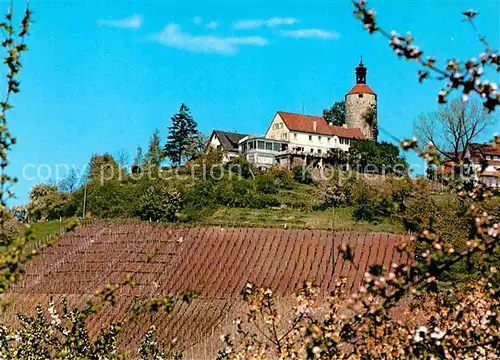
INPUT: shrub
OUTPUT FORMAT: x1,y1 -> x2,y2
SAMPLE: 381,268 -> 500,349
352,194 -> 378,222
226,155 -> 256,179
244,192 -> 280,209
1,219 -> 24,243
292,166 -> 315,185
267,167 -> 294,189
255,175 -> 279,195
134,185 -> 181,222
215,179 -> 253,207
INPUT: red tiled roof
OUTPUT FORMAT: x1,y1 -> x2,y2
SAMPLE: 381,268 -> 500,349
329,125 -> 365,139
347,83 -> 375,95
479,171 -> 500,178
277,111 -> 365,139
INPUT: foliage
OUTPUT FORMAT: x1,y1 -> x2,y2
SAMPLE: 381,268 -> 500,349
255,174 -> 279,195
29,184 -> 57,201
163,104 -> 199,167
58,168 -> 80,193
185,131 -> 208,161
323,100 -> 346,126
132,146 -> 144,173
192,146 -> 224,168
0,298 -> 122,359
317,170 -> 348,209
292,166 -> 315,185
414,99 -> 495,164
348,139 -> 408,174
144,129 -> 163,171
267,167 -> 295,189
1,219 -> 24,242
87,153 -> 123,183
27,184 -> 72,221
0,0 -> 36,297
226,155 -> 255,179
134,184 -> 181,222
326,147 -> 349,166
10,206 -> 28,223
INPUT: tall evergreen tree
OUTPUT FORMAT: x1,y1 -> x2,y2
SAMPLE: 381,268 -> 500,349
144,129 -> 163,170
164,104 -> 198,166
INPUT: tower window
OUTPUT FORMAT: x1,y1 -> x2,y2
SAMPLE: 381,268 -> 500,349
358,94 -> 364,98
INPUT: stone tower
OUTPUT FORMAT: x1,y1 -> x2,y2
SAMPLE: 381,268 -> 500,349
345,58 -> 378,141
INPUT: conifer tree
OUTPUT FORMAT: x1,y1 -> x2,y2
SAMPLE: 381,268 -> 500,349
144,129 -> 163,170
132,146 -> 144,174
164,104 -> 198,167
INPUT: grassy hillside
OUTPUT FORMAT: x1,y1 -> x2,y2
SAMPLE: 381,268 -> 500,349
197,206 -> 403,233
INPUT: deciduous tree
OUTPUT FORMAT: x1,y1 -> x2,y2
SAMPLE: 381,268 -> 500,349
414,98 -> 494,164
323,101 -> 346,126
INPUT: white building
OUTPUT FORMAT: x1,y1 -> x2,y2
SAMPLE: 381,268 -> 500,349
207,60 -> 378,169
207,130 -> 249,163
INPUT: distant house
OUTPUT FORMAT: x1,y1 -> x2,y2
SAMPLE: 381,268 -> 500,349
466,139 -> 500,187
207,130 -> 249,162
437,137 -> 500,187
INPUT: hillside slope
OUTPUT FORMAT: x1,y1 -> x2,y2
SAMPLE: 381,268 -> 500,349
1,221 -> 408,358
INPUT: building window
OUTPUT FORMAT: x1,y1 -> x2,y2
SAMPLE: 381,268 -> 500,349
266,142 -> 273,151
310,148 -> 314,153
318,149 -> 322,154
318,136 -> 322,142
249,141 -> 254,150
346,139 -> 350,145
293,133 -> 297,140
258,140 -> 265,150
358,94 -> 364,98
309,135 -> 312,141
340,138 -> 344,145
273,143 -> 280,152
327,137 -> 331,143
281,133 -> 287,140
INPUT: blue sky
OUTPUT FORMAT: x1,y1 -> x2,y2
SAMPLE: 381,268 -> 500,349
8,0 -> 500,204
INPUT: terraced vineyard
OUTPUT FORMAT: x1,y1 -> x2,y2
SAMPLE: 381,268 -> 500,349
1,221 -> 409,358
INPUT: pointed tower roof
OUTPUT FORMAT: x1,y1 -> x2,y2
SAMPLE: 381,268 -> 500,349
347,57 -> 375,95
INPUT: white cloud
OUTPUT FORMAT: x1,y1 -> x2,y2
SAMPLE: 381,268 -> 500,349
206,21 -> 220,29
193,16 -> 203,25
280,28 -> 340,39
152,24 -> 268,54
98,14 -> 142,29
233,17 -> 298,30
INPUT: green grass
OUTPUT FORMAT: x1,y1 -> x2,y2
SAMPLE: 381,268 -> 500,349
198,206 -> 404,233
25,219 -> 76,248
